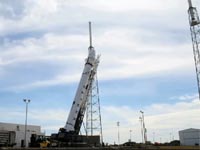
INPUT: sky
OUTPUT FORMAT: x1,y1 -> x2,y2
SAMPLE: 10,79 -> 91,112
0,0 -> 200,145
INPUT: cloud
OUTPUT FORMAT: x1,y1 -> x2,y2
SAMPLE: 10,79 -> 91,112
0,33 -> 88,91
0,0 -> 26,20
74,0 -> 186,13
0,0 -> 197,92
170,93 -> 198,101
2,74 -> 80,92
0,0 -> 195,36
0,27 -> 194,91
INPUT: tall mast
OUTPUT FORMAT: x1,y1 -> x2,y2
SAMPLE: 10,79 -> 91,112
187,0 -> 200,100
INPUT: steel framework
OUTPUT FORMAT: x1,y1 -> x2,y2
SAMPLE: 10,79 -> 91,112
188,0 -> 200,100
86,74 -> 103,144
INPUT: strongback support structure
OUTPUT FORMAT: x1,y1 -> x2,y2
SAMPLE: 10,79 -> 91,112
86,74 -> 103,143
64,22 -> 100,135
188,0 -> 200,100
86,22 -> 103,144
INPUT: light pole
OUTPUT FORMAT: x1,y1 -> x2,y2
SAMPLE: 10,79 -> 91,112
199,130 -> 200,148
140,110 -> 147,144
153,132 -> 155,143
24,99 -> 30,147
139,117 -> 144,143
169,132 -> 172,143
117,121 -> 120,146
129,130 -> 132,142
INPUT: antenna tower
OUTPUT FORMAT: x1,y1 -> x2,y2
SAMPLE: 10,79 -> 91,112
188,0 -> 200,100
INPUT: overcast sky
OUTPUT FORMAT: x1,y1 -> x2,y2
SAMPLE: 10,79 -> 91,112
1,0 -> 200,144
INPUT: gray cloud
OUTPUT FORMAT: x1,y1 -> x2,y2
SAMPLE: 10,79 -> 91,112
0,0 -> 26,20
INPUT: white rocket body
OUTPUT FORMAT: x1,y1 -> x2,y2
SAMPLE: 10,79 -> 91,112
64,47 -> 98,132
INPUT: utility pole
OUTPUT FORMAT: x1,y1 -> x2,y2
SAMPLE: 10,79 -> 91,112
23,99 -> 30,147
117,121 -> 120,146
129,130 -> 132,142
187,0 -> 200,100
